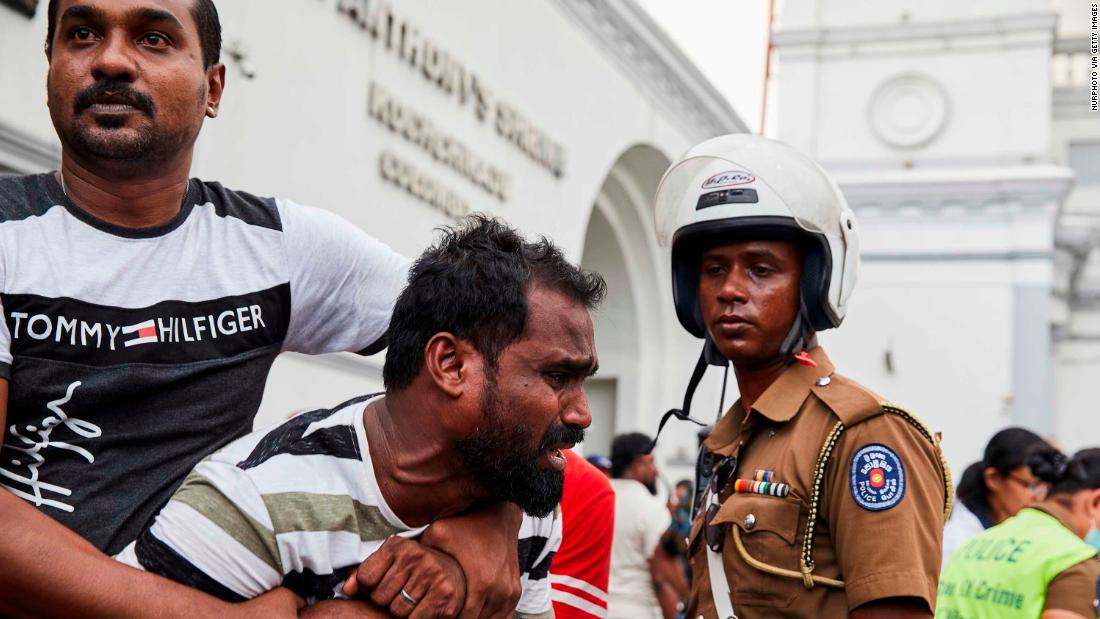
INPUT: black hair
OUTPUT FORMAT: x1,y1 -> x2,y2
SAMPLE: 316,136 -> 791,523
382,214 -> 606,390
956,427 -> 1049,509
954,462 -> 986,508
1027,446 -> 1100,496
611,432 -> 653,479
46,0 -> 222,68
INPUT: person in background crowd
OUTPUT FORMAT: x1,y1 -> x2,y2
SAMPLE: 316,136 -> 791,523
607,432 -> 679,619
0,0 -> 522,616
943,427 -> 1053,569
664,478 -> 693,593
585,454 -> 613,478
667,480 -> 693,541
550,449 -> 615,619
657,500 -> 692,619
669,479 -> 691,514
937,447 -> 1100,619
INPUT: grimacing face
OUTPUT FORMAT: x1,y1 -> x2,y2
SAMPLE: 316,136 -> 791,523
455,286 -> 596,517
46,0 -> 220,167
697,240 -> 803,367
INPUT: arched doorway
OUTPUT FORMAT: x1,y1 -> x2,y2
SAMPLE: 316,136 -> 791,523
578,145 -> 673,458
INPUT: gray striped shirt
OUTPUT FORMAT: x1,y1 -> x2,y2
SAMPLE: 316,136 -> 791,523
116,394 -> 559,615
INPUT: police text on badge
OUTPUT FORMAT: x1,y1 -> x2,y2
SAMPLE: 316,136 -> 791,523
849,443 -> 907,511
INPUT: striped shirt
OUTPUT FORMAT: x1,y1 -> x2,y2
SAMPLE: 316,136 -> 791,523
116,394 -> 560,615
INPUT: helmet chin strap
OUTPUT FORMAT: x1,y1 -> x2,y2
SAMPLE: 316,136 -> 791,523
647,343 -> 715,453
779,301 -> 816,359
649,304 -> 818,452
703,333 -> 729,366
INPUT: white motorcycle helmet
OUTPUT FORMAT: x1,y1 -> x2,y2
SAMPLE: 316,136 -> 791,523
654,134 -> 861,359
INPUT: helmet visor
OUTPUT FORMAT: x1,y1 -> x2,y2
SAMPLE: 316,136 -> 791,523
654,139 -> 847,247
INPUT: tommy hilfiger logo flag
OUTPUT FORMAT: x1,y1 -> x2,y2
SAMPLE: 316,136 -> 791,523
122,320 -> 158,347
6,303 -> 268,351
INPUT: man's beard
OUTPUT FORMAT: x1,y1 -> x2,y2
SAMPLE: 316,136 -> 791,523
456,377 -> 584,518
52,79 -> 196,163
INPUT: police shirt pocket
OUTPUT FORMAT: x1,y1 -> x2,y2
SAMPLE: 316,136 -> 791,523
712,493 -> 801,544
711,493 -> 803,608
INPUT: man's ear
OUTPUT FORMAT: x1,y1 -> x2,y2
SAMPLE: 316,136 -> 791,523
423,333 -> 479,398
205,63 -> 226,118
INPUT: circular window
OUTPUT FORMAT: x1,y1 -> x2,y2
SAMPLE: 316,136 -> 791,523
868,73 -> 950,150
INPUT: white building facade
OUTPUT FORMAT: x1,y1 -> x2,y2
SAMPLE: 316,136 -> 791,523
1052,0 -> 1100,457
770,0 -> 1094,471
0,0 -> 749,479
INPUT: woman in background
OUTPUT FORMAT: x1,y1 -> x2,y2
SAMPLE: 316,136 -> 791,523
943,427 -> 1053,568
936,447 -> 1100,619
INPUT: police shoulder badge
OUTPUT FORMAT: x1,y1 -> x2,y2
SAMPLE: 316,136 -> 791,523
849,443 -> 906,511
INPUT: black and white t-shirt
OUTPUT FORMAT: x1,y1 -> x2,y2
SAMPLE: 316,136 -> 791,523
0,173 -> 409,554
115,394 -> 560,618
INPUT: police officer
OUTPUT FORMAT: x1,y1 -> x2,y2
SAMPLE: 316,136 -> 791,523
652,135 -> 952,618
937,447 -> 1100,619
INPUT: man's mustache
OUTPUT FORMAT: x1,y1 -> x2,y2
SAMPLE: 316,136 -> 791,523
539,423 -> 585,452
73,81 -> 155,115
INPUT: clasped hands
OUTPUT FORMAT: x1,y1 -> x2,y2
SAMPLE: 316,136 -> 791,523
290,502 -> 523,619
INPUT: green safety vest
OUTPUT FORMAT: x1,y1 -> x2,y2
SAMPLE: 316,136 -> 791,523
935,507 -> 1098,619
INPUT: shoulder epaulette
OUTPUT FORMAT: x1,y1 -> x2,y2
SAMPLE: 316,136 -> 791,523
810,373 -> 882,427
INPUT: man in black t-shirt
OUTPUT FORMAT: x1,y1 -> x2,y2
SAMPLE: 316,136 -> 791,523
0,1 -> 522,617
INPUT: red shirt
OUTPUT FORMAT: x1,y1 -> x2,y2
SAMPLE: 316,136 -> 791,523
550,449 -> 615,619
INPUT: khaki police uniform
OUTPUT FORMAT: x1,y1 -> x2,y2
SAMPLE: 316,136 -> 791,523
687,347 -> 951,618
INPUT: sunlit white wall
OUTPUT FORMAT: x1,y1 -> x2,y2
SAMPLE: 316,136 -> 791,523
773,0 -> 1070,474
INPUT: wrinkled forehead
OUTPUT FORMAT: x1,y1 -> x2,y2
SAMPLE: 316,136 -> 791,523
529,286 -> 594,336
512,286 -> 596,363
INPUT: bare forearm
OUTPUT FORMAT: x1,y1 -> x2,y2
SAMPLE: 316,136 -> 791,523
299,599 -> 392,618
654,580 -> 679,619
0,489 -> 294,619
0,378 -> 280,618
421,500 -> 522,619
653,545 -> 689,599
649,552 -> 682,619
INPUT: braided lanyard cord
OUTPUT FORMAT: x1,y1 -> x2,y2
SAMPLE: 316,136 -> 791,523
795,405 -> 954,590
881,404 -> 954,523
799,421 -> 846,588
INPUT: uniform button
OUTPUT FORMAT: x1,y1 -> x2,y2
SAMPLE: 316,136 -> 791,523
743,513 -> 756,530
816,375 -> 832,387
